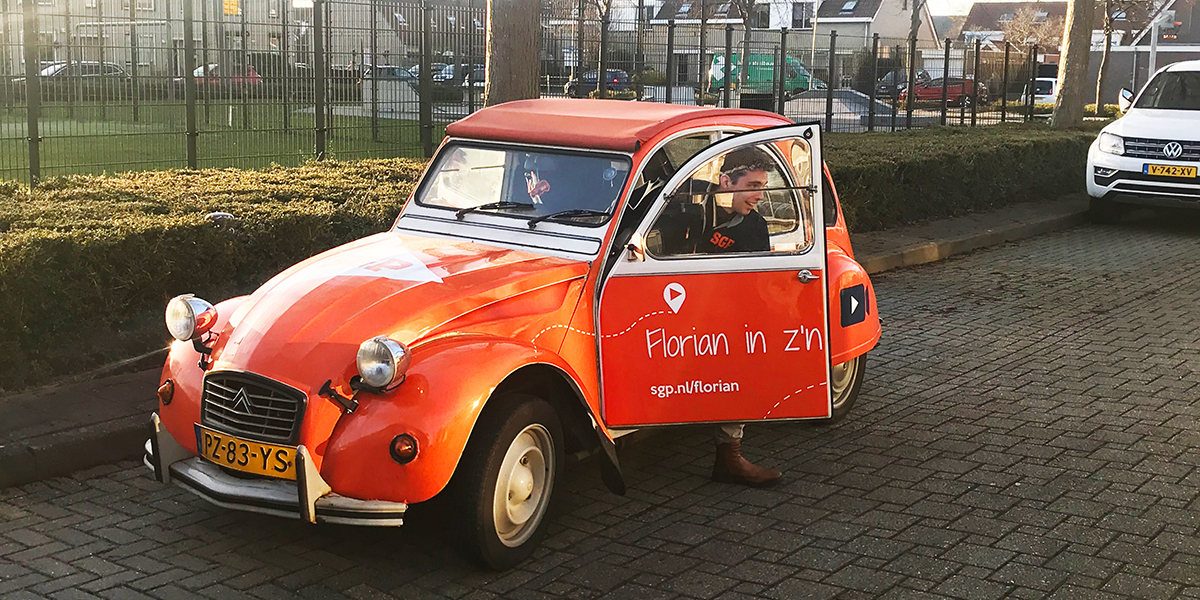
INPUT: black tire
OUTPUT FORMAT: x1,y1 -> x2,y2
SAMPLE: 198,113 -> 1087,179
827,355 -> 866,423
1089,196 -> 1123,224
451,394 -> 563,571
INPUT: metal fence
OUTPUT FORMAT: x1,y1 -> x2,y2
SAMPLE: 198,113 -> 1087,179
0,0 -> 1049,184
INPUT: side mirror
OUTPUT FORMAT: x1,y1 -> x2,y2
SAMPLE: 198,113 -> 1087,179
1118,88 -> 1134,113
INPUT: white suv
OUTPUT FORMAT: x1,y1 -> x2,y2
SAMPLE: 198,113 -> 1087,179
1086,60 -> 1200,222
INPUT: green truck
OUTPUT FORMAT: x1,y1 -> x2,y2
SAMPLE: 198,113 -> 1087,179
706,54 -> 825,95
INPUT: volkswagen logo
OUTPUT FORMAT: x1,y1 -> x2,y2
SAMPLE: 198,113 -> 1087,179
1163,142 -> 1184,160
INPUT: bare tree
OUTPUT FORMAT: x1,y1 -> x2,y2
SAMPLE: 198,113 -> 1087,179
1095,0 -> 1151,109
1001,6 -> 1065,50
1052,0 -> 1096,128
730,0 -> 756,89
484,0 -> 541,105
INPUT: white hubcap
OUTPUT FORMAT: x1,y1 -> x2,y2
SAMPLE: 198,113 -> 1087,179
493,425 -> 554,547
830,357 -> 859,409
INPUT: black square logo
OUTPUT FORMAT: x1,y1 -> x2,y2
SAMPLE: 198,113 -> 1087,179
840,284 -> 867,327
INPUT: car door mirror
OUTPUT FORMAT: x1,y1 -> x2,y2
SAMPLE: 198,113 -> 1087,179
1118,88 -> 1134,113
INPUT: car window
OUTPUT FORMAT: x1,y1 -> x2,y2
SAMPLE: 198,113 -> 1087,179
39,63 -> 66,77
645,140 -> 812,257
416,143 -> 631,226
104,65 -> 123,76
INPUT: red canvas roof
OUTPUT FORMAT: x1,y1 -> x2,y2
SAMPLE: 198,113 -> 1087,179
444,99 -> 788,153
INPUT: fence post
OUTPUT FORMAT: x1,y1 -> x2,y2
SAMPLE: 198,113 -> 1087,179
891,44 -> 899,132
636,0 -> 644,75
698,0 -> 707,103
1026,44 -> 1037,122
419,1 -> 433,158
1001,41 -> 1009,123
22,0 -> 39,184
665,19 -> 675,103
201,0 -> 210,124
940,38 -> 949,125
314,0 -> 327,159
825,31 -> 835,132
574,0 -> 584,80
971,39 -> 980,126
775,28 -> 787,114
130,0 -> 140,122
240,0 -> 249,130
905,35 -> 916,129
65,0 -> 74,119
370,0 -> 378,142
281,0 -> 290,130
98,0 -> 107,120
598,14 -> 610,98
324,0 -> 333,140
867,33 -> 878,132
722,24 -> 732,107
183,0 -> 198,168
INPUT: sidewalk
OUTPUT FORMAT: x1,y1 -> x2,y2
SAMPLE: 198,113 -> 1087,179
0,194 -> 1090,488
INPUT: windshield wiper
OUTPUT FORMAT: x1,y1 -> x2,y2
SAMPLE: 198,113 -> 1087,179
527,209 -> 611,229
455,201 -> 535,220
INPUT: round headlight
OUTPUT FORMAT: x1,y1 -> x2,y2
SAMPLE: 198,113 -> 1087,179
1098,132 -> 1124,155
165,294 -> 217,342
356,336 -> 411,389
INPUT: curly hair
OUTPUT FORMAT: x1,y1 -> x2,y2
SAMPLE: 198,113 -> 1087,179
719,147 -> 775,183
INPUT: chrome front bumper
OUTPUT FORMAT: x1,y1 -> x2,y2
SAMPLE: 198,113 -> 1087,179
145,413 -> 406,527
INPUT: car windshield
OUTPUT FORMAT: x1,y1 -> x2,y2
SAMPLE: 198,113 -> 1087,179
416,144 -> 631,226
1035,80 -> 1054,94
1134,71 -> 1200,110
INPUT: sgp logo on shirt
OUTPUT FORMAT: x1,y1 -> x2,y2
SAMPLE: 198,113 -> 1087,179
709,231 -> 735,249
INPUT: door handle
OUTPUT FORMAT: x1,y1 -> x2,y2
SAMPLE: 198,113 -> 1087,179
797,269 -> 817,283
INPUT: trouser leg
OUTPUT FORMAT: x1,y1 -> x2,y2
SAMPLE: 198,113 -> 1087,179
714,423 -> 744,443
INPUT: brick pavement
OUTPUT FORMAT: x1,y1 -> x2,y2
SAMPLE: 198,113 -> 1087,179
1,213 -> 1199,599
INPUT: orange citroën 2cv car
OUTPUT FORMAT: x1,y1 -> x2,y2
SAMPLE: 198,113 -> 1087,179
146,99 -> 881,569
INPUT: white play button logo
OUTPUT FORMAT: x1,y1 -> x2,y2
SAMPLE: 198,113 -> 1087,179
840,284 -> 867,327
850,296 -> 859,314
663,282 -> 686,313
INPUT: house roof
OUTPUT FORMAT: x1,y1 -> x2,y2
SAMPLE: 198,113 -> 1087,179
815,0 -> 884,21
959,1 -> 1067,33
444,99 -> 787,153
650,0 -> 745,23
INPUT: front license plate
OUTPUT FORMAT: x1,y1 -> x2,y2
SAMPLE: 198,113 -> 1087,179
1144,164 -> 1197,178
194,424 -> 296,480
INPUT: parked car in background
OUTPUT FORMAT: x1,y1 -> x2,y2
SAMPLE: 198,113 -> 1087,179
1086,60 -> 1200,222
408,63 -> 448,80
1023,77 -> 1058,105
875,69 -> 930,98
179,63 -> 262,97
898,77 -> 988,106
12,61 -> 131,101
360,65 -> 414,83
433,63 -> 485,86
705,54 -> 824,96
564,69 -> 632,97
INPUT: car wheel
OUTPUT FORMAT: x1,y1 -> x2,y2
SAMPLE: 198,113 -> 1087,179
1089,196 -> 1123,224
827,355 -> 866,423
452,394 -> 562,571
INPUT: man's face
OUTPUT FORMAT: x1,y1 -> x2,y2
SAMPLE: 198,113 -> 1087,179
719,170 -> 769,215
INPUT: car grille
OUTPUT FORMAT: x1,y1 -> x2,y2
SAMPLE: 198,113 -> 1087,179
1123,137 -> 1200,161
200,372 -> 306,444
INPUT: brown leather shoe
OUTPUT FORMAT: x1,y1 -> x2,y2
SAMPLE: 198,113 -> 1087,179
712,440 -> 782,487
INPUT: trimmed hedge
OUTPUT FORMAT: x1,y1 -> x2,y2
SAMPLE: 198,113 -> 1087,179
0,125 -> 1098,392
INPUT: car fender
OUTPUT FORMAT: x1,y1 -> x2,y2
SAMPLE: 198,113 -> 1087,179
320,333 -> 619,504
157,295 -> 251,455
826,247 -> 881,365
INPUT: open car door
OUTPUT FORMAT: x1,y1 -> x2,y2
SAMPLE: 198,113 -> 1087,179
598,123 -> 830,428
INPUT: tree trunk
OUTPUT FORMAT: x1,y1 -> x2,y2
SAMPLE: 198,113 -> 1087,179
1051,0 -> 1096,128
485,0 -> 541,106
1095,5 -> 1113,112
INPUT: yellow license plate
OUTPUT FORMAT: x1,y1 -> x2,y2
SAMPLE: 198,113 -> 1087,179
1144,164 -> 1197,178
194,424 -> 296,480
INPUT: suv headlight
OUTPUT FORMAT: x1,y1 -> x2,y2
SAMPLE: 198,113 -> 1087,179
1098,132 -> 1124,155
356,336 -> 412,389
165,294 -> 217,341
